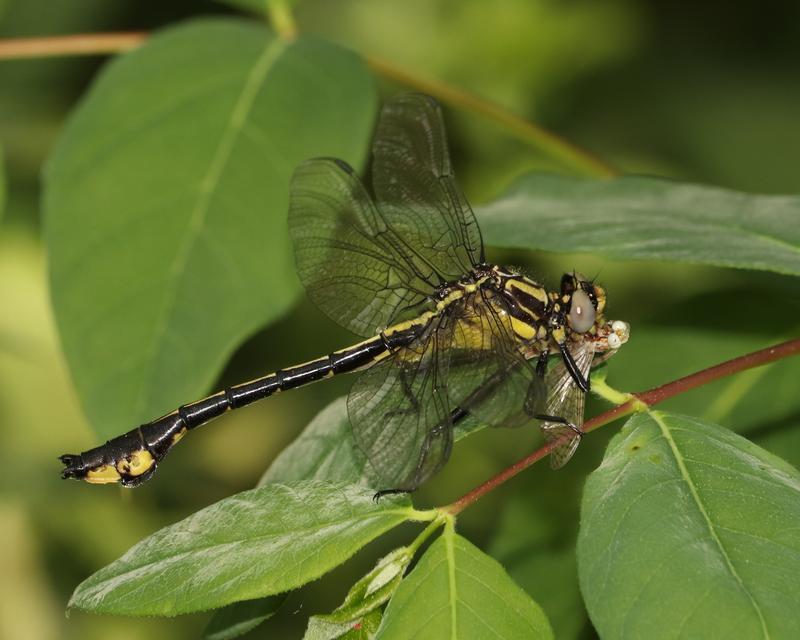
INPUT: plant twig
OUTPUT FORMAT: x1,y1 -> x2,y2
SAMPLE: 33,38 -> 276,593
0,32 -> 145,59
445,337 -> 800,515
366,55 -> 619,179
267,0 -> 297,41
0,31 -> 617,178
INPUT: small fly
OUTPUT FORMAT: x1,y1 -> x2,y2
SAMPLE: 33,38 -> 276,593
60,94 -> 629,495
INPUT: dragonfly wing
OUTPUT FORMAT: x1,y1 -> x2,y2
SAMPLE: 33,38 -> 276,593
289,158 -> 437,336
537,340 -> 596,469
349,290 -> 541,490
290,94 -> 486,336
372,93 -> 484,280
348,315 -> 455,490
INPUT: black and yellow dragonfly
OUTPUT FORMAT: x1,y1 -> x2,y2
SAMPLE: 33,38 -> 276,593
60,94 -> 629,494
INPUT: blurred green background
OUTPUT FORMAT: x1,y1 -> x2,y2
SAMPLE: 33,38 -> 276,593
1,1 -> 798,638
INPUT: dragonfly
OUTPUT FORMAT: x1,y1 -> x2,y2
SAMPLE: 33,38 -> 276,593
60,93 -> 629,495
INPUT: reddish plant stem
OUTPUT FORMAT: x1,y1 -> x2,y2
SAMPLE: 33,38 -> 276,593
445,337 -> 800,515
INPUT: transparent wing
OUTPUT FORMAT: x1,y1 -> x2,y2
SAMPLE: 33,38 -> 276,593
372,93 -> 484,280
348,290 -> 547,490
537,340 -> 596,469
446,289 -> 539,430
289,94 -> 487,337
289,158 -> 437,337
348,315 -> 454,490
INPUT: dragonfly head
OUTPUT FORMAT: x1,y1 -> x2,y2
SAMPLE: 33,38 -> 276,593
557,271 -> 606,335
544,272 -> 609,352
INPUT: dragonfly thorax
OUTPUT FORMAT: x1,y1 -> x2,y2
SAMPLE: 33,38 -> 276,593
486,267 -> 608,349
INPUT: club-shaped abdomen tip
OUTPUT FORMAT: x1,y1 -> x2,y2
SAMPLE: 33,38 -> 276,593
59,450 -> 122,484
59,453 -> 83,480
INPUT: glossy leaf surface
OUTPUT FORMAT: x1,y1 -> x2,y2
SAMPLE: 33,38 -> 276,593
69,482 -> 411,616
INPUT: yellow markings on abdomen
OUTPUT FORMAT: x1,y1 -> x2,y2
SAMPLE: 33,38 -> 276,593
85,464 -> 122,484
117,449 -> 156,477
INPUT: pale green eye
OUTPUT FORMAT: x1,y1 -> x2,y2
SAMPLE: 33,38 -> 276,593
569,289 -> 595,333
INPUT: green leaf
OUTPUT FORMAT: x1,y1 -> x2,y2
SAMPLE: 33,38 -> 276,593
754,424 -> 800,473
377,529 -> 554,639
578,411 -> 800,639
203,594 -> 285,640
44,18 -> 376,439
306,610 -> 382,640
223,401 -> 380,638
305,548 -> 411,639
260,397 -> 371,486
68,481 -> 412,616
489,496 -> 586,640
321,547 -> 412,623
477,174 -> 800,276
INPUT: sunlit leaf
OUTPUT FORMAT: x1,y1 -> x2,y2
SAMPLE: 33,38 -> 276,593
304,547 -> 411,639
377,529 -> 553,639
306,610 -> 382,640
578,411 -> 800,639
69,481 -> 412,616
478,174 -> 800,276
203,594 -> 285,640
44,18 -> 376,439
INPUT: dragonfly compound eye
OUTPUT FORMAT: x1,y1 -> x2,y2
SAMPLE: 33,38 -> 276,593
568,289 -> 596,333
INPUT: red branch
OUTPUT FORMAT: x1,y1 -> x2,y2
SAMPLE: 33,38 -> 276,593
445,337 -> 800,515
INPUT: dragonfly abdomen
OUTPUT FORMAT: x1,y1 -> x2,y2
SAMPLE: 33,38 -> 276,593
59,330 -> 417,487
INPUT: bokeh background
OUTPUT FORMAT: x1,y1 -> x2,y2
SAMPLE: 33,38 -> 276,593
1,1 -> 799,638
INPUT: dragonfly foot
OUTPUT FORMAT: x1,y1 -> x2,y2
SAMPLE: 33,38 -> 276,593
373,487 -> 415,502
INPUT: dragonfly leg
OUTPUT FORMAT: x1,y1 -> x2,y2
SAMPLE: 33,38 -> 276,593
534,413 -> 584,437
372,425 -> 433,502
558,343 -> 590,392
373,405 -> 466,501
384,367 -> 421,418
535,350 -> 549,378
373,487 -> 417,502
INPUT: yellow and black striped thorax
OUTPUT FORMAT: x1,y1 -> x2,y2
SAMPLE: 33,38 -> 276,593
498,274 -> 550,342
490,266 -> 606,345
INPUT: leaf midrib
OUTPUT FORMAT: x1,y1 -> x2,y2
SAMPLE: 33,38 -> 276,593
74,505 -> 411,599
445,527 -> 458,640
133,36 -> 289,420
651,410 -> 771,639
